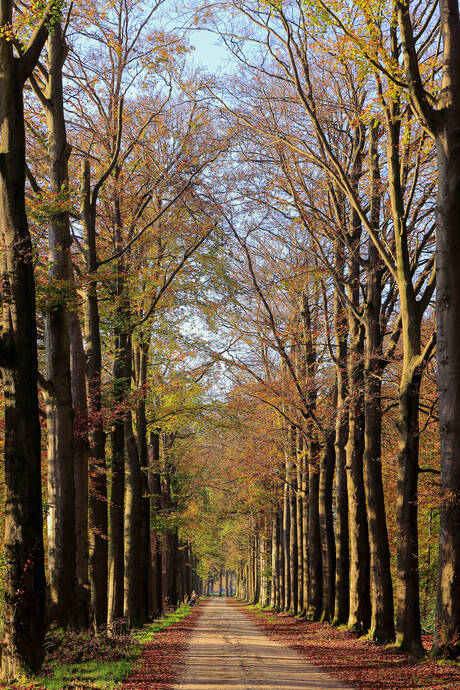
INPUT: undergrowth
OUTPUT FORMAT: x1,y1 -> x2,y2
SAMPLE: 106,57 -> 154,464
2,604 -> 193,690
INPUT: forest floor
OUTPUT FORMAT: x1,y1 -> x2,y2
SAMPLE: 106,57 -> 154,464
4,598 -> 460,689
232,599 -> 460,689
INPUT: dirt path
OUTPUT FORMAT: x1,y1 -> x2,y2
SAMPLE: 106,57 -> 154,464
174,598 -> 353,690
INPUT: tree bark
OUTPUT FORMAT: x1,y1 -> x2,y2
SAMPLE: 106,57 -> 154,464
107,333 -> 127,628
307,441 -> 322,620
108,184 -> 127,629
69,304 -> 90,628
0,2 -> 49,675
81,160 -> 108,628
364,122 -> 394,642
148,431 -> 162,617
346,126 -> 371,633
43,21 -> 76,628
395,0 -> 454,653
133,340 -> 150,618
319,434 -> 336,622
333,239 -> 350,626
124,400 -> 144,623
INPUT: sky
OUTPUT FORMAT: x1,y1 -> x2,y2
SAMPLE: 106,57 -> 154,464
189,29 -> 232,72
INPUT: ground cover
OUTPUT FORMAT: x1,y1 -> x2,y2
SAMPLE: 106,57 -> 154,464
1,603 -> 201,690
232,601 -> 460,689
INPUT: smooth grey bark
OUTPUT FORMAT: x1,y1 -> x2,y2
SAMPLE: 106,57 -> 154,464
133,340 -> 150,618
123,336 -> 144,623
364,122 -> 394,642
148,431 -> 163,616
332,237 -> 350,626
346,125 -> 371,633
107,331 -> 127,628
81,160 -> 108,627
319,434 -> 336,622
69,304 -> 90,628
307,440 -> 322,620
108,188 -> 128,628
41,21 -> 76,628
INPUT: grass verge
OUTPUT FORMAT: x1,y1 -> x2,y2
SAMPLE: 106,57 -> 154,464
2,604 -> 194,690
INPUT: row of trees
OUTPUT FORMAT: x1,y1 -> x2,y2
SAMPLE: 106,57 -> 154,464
2,0 -> 460,681
0,0 -> 227,678
186,0 -> 455,659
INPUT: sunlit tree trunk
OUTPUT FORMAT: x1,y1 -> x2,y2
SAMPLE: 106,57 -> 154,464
319,434 -> 335,622
287,426 -> 298,613
333,253 -> 349,625
108,186 -> 127,629
307,439 -> 322,620
270,511 -> 280,609
133,339 -> 150,618
148,431 -> 163,617
364,122 -> 394,642
301,437 -> 309,617
282,472 -> 291,611
41,21 -> 76,628
385,93 -> 432,654
81,160 -> 108,628
346,125 -> 371,633
124,358 -> 144,622
107,333 -> 127,628
296,434 -> 304,612
391,0 -> 446,653
69,304 -> 90,628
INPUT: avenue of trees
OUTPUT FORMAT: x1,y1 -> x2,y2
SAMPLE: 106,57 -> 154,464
1,0 -> 460,681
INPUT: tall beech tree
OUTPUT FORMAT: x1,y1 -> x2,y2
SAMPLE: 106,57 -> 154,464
394,0 -> 460,655
30,9 -> 77,629
0,0 -> 57,678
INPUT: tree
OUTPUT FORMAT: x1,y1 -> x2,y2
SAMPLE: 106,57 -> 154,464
0,0 -> 56,678
395,0 -> 460,655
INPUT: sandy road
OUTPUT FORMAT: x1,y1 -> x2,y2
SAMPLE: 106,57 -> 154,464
174,598 -> 353,690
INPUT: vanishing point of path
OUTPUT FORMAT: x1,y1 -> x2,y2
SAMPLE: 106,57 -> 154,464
174,598 -> 353,690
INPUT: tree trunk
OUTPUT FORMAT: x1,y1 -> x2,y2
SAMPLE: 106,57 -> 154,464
288,428 -> 298,613
69,305 -> 90,628
148,431 -> 162,616
296,435 -> 304,614
395,0 -> 460,655
108,187 -> 128,629
283,477 -> 291,611
346,126 -> 371,633
307,441 -> 322,620
133,340 -> 150,618
395,370 -> 423,653
81,160 -> 108,628
333,239 -> 350,626
278,503 -> 285,610
301,441 -> 309,617
385,98 -> 427,655
43,21 -> 76,628
124,402 -> 144,623
0,14 -> 47,671
107,334 -> 126,628
434,122 -> 460,654
319,435 -> 335,622
364,123 -> 395,642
